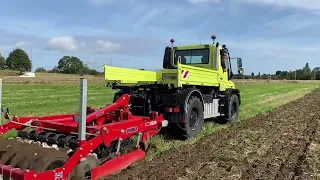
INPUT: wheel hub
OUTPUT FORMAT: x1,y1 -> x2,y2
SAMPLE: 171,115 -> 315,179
231,101 -> 237,118
190,108 -> 198,131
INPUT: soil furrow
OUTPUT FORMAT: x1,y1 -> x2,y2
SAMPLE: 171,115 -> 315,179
274,116 -> 317,179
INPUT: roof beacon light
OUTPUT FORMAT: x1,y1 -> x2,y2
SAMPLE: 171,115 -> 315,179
170,38 -> 175,47
211,35 -> 216,44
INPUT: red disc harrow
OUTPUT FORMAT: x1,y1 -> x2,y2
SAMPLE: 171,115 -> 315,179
0,79 -> 168,180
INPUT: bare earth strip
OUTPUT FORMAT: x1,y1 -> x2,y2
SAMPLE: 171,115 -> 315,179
104,88 -> 320,180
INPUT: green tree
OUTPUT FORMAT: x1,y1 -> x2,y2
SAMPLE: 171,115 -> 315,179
295,69 -> 304,80
35,67 -> 47,73
88,69 -> 101,76
48,66 -> 60,73
0,54 -> 6,69
57,56 -> 84,74
81,64 -> 91,75
302,62 -> 311,80
256,72 -> 261,79
313,67 -> 320,80
6,48 -> 32,71
251,72 -> 254,76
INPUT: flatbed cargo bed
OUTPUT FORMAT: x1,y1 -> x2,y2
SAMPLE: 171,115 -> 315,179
103,63 -> 220,87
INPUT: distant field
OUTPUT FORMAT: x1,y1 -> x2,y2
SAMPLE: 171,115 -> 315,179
0,82 -> 317,116
0,70 -> 319,85
0,72 -> 103,84
233,79 -> 320,84
1,82 -> 112,116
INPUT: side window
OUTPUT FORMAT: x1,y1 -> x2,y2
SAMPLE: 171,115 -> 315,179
174,49 -> 209,65
224,58 -> 230,69
220,49 -> 229,69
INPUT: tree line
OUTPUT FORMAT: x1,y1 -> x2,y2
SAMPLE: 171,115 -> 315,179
0,48 -> 32,73
0,48 -> 319,79
37,56 -> 102,76
0,48 -> 102,76
233,63 -> 320,80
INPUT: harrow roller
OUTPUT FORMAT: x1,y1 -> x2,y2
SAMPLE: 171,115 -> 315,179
0,79 -> 168,180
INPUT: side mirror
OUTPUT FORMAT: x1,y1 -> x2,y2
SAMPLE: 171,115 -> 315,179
238,67 -> 244,74
237,58 -> 244,74
237,58 -> 242,68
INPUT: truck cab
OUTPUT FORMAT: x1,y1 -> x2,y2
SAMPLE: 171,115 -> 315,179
162,36 -> 243,91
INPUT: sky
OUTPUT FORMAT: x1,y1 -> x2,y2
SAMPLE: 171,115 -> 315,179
0,0 -> 320,74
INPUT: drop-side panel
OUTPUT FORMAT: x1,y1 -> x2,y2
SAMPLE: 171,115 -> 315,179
178,63 -> 220,87
103,65 -> 160,85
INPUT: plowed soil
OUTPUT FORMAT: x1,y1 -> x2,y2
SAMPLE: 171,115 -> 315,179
105,88 -> 320,180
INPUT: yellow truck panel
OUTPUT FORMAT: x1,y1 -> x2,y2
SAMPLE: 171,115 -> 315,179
177,63 -> 220,87
104,63 -> 220,88
103,65 -> 160,85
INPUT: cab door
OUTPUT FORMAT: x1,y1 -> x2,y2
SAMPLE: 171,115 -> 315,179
218,49 -> 231,91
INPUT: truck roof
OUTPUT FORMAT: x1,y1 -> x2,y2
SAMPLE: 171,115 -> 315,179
174,44 -> 219,50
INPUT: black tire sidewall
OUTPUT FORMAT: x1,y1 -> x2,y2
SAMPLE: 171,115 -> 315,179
184,96 -> 204,138
113,89 -> 126,102
228,94 -> 240,124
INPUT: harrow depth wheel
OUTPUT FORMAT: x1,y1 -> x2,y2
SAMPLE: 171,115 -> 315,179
71,154 -> 100,180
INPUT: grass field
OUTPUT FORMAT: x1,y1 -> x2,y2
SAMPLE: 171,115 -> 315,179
1,82 -> 319,160
0,69 -> 319,85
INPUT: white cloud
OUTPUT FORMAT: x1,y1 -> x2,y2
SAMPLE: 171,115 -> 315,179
15,41 -> 27,48
95,40 -> 121,53
187,0 -> 222,3
90,0 -> 114,6
226,38 -> 319,52
80,42 -> 86,46
241,0 -> 320,11
225,37 -> 320,65
44,37 -> 121,54
262,14 -> 320,33
45,36 -> 78,53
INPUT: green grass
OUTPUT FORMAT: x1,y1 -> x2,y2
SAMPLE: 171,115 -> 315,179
0,82 -> 319,159
1,82 -> 114,116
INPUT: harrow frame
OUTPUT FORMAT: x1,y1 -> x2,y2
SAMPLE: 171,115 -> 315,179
0,78 -> 168,180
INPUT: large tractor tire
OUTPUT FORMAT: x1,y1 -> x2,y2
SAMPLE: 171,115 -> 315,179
113,89 -> 126,102
172,96 -> 204,140
215,93 -> 240,125
227,93 -> 240,125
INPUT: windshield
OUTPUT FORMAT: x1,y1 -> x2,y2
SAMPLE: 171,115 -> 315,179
174,49 -> 209,65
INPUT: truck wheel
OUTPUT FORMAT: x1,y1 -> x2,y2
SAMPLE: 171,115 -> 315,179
113,89 -> 126,102
173,96 -> 204,140
227,94 -> 240,124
